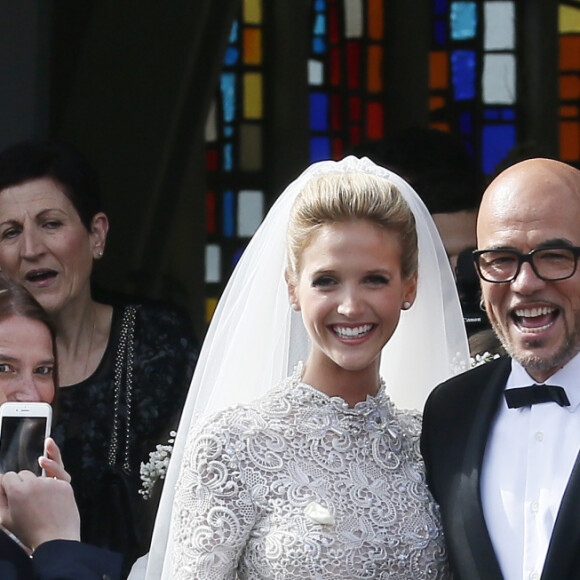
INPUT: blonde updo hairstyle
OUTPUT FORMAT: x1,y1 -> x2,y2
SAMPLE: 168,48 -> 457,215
286,171 -> 418,283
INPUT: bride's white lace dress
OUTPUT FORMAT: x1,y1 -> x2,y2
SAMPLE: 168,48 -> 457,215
171,367 -> 450,579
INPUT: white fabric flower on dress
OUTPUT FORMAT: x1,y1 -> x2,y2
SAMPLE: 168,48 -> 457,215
304,501 -> 335,525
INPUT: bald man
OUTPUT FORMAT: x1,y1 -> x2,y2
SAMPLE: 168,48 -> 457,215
421,158 -> 580,580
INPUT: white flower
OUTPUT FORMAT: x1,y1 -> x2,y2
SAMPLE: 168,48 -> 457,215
304,501 -> 335,525
139,431 -> 176,500
470,351 -> 500,368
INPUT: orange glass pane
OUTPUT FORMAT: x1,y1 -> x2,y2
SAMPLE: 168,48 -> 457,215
367,0 -> 384,40
366,102 -> 383,139
560,75 -> 580,99
429,96 -> 446,110
560,121 -> 580,161
243,0 -> 262,24
430,121 -> 451,132
244,28 -> 262,65
429,51 -> 448,89
560,105 -> 579,118
559,36 -> 580,71
367,45 -> 382,93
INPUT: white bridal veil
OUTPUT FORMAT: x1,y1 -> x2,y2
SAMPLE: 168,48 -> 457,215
139,156 -> 469,579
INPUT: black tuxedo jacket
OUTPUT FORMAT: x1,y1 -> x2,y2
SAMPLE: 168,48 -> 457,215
421,356 -> 580,580
0,530 -> 122,580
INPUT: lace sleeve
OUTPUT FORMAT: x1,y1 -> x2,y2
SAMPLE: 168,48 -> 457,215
170,409 -> 257,579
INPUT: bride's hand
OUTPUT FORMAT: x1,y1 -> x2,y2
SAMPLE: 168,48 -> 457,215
38,438 -> 72,482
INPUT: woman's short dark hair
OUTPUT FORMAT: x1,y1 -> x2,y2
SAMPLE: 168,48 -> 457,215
0,140 -> 103,230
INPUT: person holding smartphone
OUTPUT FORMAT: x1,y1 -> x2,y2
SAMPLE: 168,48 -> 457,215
0,273 -> 122,578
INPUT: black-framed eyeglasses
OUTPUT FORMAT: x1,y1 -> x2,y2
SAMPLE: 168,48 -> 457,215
472,246 -> 580,283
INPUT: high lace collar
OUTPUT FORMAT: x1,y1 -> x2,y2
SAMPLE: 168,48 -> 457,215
287,362 -> 391,419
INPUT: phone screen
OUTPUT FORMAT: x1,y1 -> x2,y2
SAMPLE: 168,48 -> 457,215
0,416 -> 47,476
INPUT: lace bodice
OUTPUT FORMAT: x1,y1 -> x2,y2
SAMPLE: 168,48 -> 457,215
172,368 -> 449,579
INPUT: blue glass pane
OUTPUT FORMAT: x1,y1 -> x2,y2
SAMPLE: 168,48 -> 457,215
229,20 -> 238,43
224,125 -> 234,138
450,2 -> 477,40
233,248 -> 244,266
435,20 -> 447,45
484,108 -> 500,121
314,0 -> 325,11
223,191 -> 235,237
220,73 -> 236,123
459,111 -> 473,135
224,47 -> 239,66
434,0 -> 448,16
224,143 -> 233,172
314,13 -> 326,35
502,108 -> 516,121
482,125 -> 516,174
451,50 -> 476,101
310,137 -> 331,163
313,37 -> 326,54
310,93 -> 329,131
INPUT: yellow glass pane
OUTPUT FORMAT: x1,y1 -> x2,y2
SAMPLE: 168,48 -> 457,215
205,297 -> 218,324
244,28 -> 262,64
430,96 -> 446,110
244,73 -> 263,119
429,51 -> 448,89
560,75 -> 580,99
244,0 -> 262,24
559,6 -> 580,33
368,0 -> 384,40
367,45 -> 382,93
560,105 -> 579,118
560,121 -> 580,161
560,36 -> 580,71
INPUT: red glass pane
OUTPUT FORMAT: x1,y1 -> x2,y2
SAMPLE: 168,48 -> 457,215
368,0 -> 384,40
330,47 -> 341,86
350,125 -> 361,145
206,149 -> 218,171
329,3 -> 340,44
560,105 -> 579,118
349,97 -> 361,122
332,138 -> 344,160
560,75 -> 580,100
347,41 -> 361,89
560,36 -> 580,71
560,121 -> 580,161
429,51 -> 448,89
366,102 -> 383,139
367,45 -> 382,93
331,94 -> 342,130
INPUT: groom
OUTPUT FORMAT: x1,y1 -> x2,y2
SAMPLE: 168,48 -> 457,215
422,158 -> 580,580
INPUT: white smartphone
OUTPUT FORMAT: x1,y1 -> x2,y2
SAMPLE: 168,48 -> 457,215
0,402 -> 52,476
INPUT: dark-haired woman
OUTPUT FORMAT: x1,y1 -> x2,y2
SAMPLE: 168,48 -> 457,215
0,140 -> 199,576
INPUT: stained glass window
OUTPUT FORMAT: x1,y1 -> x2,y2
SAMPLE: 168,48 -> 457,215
429,0 -> 517,176
559,1 -> 580,164
308,0 -> 387,162
204,0 -> 266,322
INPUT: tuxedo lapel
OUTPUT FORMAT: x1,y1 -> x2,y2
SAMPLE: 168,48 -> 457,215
541,445 -> 580,578
451,357 -> 510,580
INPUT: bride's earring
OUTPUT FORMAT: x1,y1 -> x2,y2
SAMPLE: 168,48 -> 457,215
291,303 -> 299,312
402,301 -> 412,310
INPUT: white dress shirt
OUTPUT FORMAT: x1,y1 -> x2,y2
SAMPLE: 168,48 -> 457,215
481,352 -> 580,580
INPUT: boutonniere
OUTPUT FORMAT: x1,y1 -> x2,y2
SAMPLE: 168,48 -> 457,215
470,351 -> 500,368
304,501 -> 335,525
139,431 -> 176,500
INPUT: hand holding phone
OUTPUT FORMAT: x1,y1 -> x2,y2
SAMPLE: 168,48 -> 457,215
0,402 -> 52,476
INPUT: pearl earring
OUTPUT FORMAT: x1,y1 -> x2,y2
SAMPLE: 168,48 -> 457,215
96,251 -> 104,258
402,301 -> 411,310
291,303 -> 299,311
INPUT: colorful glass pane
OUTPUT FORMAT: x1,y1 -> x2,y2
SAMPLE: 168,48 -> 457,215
451,50 -> 476,100
450,2 -> 477,40
482,124 -> 516,174
237,190 -> 264,237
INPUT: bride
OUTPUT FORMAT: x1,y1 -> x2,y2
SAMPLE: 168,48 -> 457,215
133,156 -> 469,578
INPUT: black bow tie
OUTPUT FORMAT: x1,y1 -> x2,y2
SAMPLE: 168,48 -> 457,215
504,384 -> 570,409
